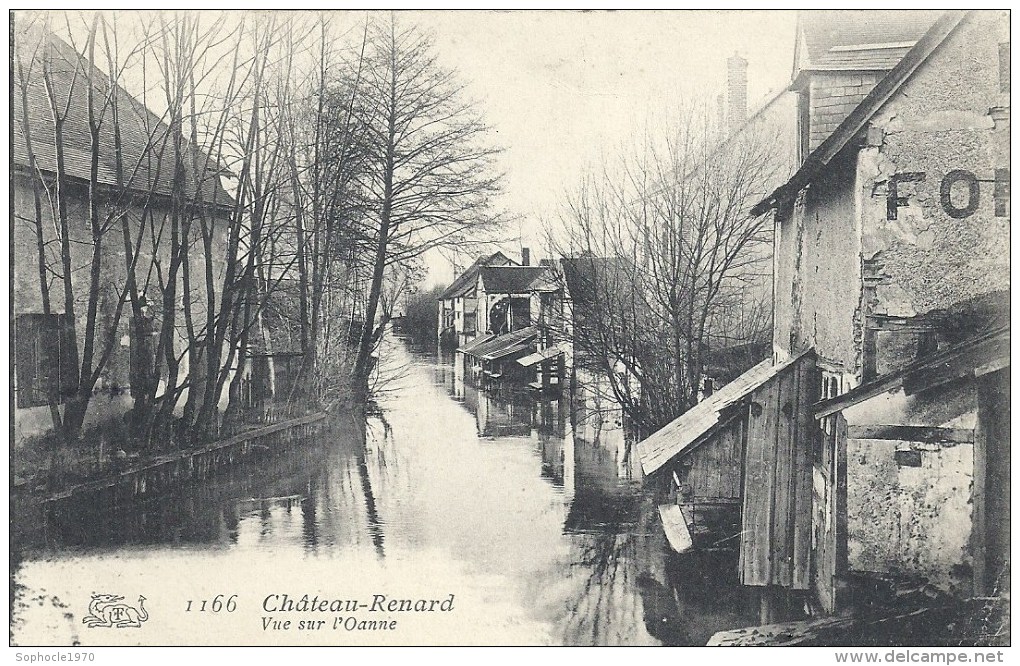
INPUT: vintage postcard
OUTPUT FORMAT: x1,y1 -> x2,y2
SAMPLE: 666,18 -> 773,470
9,8 -> 1010,649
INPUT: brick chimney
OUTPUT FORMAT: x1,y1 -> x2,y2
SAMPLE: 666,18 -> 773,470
521,247 -> 530,266
727,53 -> 748,135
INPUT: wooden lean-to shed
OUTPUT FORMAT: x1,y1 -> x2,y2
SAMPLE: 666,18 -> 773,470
738,351 -> 819,619
638,352 -> 815,558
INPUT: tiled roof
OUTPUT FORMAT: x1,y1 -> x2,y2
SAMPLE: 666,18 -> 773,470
637,351 -> 812,476
437,251 -> 515,300
479,266 -> 546,294
459,326 -> 538,359
799,10 -> 945,71
12,25 -> 232,207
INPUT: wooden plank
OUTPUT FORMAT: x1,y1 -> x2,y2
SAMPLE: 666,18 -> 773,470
792,358 -> 817,590
733,421 -> 745,498
834,414 -> 849,609
846,424 -> 975,444
684,498 -> 742,506
865,316 -> 938,332
813,412 -> 840,611
707,616 -> 854,646
687,419 -> 744,501
739,396 -> 764,581
771,371 -> 795,587
741,379 -> 780,586
658,504 -> 694,554
973,404 -> 987,595
974,357 -> 1010,377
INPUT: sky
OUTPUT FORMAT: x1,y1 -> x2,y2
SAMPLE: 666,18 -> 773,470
22,9 -> 800,289
403,10 -> 799,285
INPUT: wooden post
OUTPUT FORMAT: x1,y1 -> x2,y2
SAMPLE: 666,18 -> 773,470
760,587 -> 777,624
973,394 -> 987,596
834,414 -> 849,609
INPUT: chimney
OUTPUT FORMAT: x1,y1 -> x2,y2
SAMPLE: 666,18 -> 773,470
521,247 -> 530,266
727,52 -> 747,135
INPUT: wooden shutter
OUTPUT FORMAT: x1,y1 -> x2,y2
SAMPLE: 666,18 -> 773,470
15,314 -> 42,408
15,313 -> 79,407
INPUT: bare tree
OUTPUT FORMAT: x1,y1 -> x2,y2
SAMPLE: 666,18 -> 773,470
14,10 -> 503,477
347,13 -> 504,393
552,106 -> 786,434
15,12 -> 182,454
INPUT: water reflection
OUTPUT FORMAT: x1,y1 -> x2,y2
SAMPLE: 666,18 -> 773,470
12,337 -> 753,646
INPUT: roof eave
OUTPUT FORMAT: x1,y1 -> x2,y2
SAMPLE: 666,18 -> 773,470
752,10 -> 969,217
814,326 -> 1009,419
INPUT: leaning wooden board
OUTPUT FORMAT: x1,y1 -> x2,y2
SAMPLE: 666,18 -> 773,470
658,503 -> 694,554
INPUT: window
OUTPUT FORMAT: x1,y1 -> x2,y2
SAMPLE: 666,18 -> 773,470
797,86 -> 811,163
15,313 -> 78,408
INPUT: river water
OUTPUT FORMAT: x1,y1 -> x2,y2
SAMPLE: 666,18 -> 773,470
11,336 -> 753,646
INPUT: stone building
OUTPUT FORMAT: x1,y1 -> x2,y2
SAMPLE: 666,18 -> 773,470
752,9 -> 1010,612
641,9 -> 1009,626
13,26 -> 234,444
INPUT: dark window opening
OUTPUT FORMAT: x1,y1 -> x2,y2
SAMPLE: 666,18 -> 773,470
15,313 -> 78,409
797,86 -> 812,163
894,449 -> 922,468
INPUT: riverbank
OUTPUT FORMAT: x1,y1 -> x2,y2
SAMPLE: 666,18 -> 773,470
13,412 -> 330,508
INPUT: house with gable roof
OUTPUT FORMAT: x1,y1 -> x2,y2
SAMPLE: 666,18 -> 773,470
755,9 -> 1010,612
437,250 -> 517,348
641,10 -> 1010,625
12,24 -> 236,444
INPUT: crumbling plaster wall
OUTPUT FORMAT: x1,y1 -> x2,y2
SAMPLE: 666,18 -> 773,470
847,436 -> 974,593
839,12 -> 1008,597
771,11 -> 1007,602
773,150 -> 863,375
843,380 -> 979,595
858,11 -> 1010,320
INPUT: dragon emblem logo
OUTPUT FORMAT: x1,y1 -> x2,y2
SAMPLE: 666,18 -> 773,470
82,593 -> 149,628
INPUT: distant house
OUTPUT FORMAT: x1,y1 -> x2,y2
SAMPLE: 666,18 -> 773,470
12,26 -> 235,444
455,263 -> 544,384
525,254 -> 643,394
555,254 -> 629,370
474,265 -> 547,336
640,9 -> 1010,622
437,251 -> 516,348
